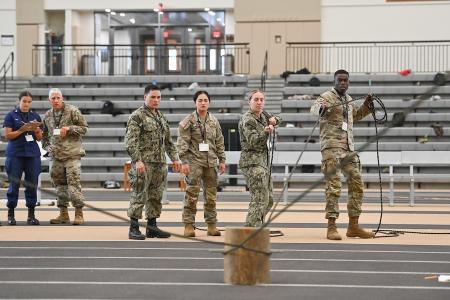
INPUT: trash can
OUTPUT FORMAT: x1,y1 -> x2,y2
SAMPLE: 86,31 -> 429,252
81,54 -> 95,75
223,54 -> 234,75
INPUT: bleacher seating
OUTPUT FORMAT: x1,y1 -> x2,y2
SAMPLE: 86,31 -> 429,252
1,73 -> 449,190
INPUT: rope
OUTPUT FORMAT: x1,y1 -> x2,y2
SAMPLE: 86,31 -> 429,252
2,71 -> 449,255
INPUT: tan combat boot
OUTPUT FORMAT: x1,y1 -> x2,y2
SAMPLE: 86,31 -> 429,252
50,207 -> 70,224
346,216 -> 375,239
72,207 -> 84,225
207,223 -> 221,236
184,224 -> 195,237
327,218 -> 342,240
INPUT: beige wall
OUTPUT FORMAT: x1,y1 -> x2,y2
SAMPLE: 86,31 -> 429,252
16,0 -> 44,24
0,0 -> 16,75
16,0 -> 44,76
235,0 -> 321,75
72,11 -> 94,44
16,25 -> 39,77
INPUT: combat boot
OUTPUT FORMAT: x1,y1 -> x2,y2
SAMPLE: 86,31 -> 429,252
346,216 -> 375,239
146,218 -> 171,238
7,208 -> 16,225
26,207 -> 40,225
128,218 -> 145,240
184,223 -> 195,237
72,207 -> 84,225
207,223 -> 221,236
50,207 -> 70,224
326,218 -> 342,240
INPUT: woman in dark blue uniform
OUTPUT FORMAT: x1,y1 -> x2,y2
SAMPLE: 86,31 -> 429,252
2,91 -> 42,225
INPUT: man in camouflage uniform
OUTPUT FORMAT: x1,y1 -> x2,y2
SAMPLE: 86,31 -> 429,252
42,88 -> 88,225
311,69 -> 375,240
177,91 -> 226,237
125,85 -> 181,240
239,90 -> 281,227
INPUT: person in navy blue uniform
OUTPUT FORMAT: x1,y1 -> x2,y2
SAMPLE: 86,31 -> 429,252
2,91 -> 42,225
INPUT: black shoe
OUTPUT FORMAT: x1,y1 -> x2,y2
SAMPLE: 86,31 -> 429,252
146,218 -> 171,238
128,218 -> 145,240
7,208 -> 16,226
27,207 -> 40,225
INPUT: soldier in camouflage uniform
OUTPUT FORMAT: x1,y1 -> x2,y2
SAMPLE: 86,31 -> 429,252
177,91 -> 226,237
125,85 -> 181,240
239,90 -> 281,227
42,88 -> 88,225
310,69 -> 375,240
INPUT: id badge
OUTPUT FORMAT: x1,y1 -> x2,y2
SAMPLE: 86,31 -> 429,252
342,122 -> 348,132
25,134 -> 34,142
199,143 -> 209,152
53,128 -> 61,136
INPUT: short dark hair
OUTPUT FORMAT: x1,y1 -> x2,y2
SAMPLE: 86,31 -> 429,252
193,90 -> 210,103
18,90 -> 33,100
334,69 -> 349,78
144,84 -> 160,95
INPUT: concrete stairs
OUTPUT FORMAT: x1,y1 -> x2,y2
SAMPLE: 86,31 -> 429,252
0,77 -> 31,120
246,75 -> 283,114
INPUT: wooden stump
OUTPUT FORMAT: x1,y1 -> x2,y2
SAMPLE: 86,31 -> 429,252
224,227 -> 271,285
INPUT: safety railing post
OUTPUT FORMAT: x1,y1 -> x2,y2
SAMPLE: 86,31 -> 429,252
283,165 -> 288,205
409,165 -> 415,206
389,165 -> 394,206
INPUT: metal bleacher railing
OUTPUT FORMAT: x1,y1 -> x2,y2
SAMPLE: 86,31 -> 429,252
286,40 -> 450,73
0,51 -> 14,92
32,43 -> 250,76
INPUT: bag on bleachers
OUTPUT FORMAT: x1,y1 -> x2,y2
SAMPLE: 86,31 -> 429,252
309,77 -> 320,87
280,71 -> 295,79
301,164 -> 315,173
431,122 -> 444,137
101,100 -> 122,117
391,112 -> 405,127
295,68 -> 310,74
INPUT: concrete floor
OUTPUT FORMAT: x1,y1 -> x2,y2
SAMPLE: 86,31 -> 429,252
0,190 -> 449,299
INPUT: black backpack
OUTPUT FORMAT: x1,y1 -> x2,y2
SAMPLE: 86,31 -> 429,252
101,100 -> 122,117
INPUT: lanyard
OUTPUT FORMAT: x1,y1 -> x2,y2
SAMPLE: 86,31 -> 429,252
17,110 -> 31,133
196,112 -> 209,142
333,90 -> 349,123
255,113 -> 267,127
339,95 -> 349,122
52,107 -> 65,128
18,111 -> 29,124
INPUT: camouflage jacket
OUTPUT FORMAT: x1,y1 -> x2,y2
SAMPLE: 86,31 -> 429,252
177,111 -> 225,168
310,88 -> 370,153
239,110 -> 281,169
125,106 -> 178,163
42,104 -> 88,161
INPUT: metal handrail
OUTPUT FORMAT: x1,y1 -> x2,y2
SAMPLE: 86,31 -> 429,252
33,43 -> 250,47
260,51 -> 268,91
0,52 -> 14,92
32,43 -> 250,76
287,39 -> 450,45
286,40 -> 450,73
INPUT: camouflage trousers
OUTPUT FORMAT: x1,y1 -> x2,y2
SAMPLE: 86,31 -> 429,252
321,148 -> 363,219
182,164 -> 218,225
50,158 -> 85,208
242,165 -> 273,227
127,162 -> 167,220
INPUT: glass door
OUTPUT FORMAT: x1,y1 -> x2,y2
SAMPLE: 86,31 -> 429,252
161,26 -> 207,74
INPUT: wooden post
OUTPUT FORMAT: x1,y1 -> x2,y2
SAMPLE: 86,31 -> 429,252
224,227 -> 271,285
